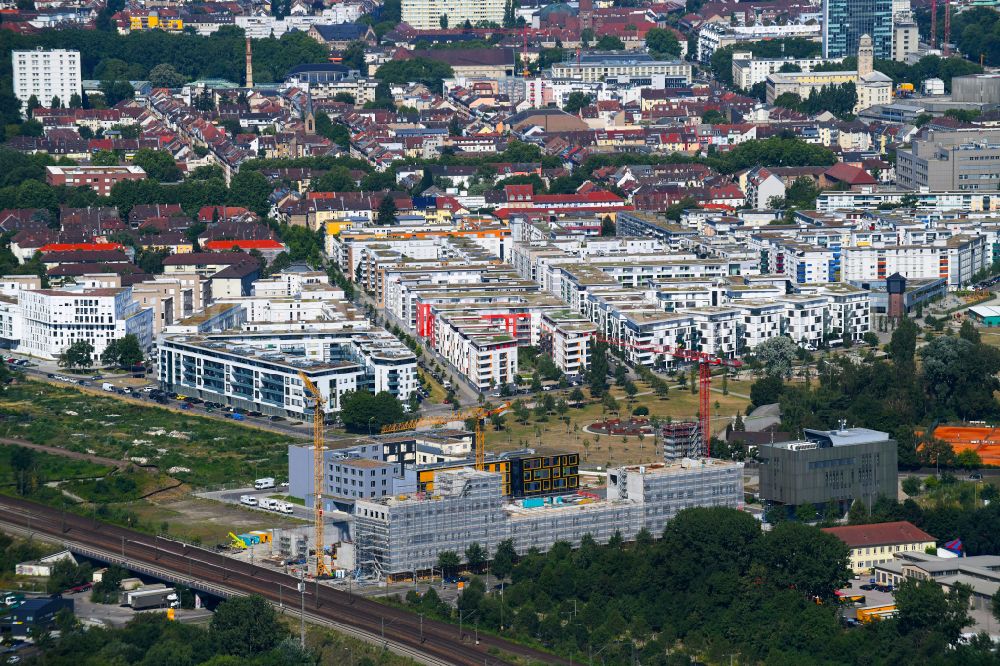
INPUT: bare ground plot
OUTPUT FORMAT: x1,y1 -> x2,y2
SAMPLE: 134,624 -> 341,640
129,496 -> 306,545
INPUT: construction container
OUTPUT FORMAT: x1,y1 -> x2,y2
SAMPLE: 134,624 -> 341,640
237,533 -> 261,546
249,530 -> 272,544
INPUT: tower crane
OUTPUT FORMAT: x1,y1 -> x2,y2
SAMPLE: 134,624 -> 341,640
592,336 -> 742,457
380,402 -> 511,471
298,371 -> 331,578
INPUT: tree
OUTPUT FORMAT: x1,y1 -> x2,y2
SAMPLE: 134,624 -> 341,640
588,341 -> 609,397
438,550 -> 461,577
492,538 -> 516,580
959,319 -> 981,344
563,91 -> 592,114
581,28 -> 595,46
342,41 -> 367,75
58,340 -> 94,371
50,95 -> 61,109
465,542 -> 486,573
377,195 -> 398,226
756,522 -> 849,599
795,503 -> 818,523
339,390 -> 406,433
920,336 -> 1000,421
210,595 -> 287,656
701,109 -> 725,124
68,93 -> 83,109
888,317 -> 918,370
374,58 -> 455,91
596,35 -> 625,50
228,170 -> 271,216
602,393 -> 619,415
11,446 -> 36,495
439,13 -> 448,28
101,334 -> 144,368
148,63 -> 186,88
894,577 -> 970,644
100,80 -> 135,106
311,166 -> 357,192
26,95 -> 40,116
901,476 -> 922,496
569,387 -> 586,406
752,336 -> 798,379
132,149 -> 182,182
645,27 -> 681,57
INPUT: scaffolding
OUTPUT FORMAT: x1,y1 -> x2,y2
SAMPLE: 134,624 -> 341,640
660,421 -> 702,461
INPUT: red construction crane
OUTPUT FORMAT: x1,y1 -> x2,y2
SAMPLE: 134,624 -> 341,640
593,336 -> 742,457
931,0 -> 937,49
943,0 -> 951,56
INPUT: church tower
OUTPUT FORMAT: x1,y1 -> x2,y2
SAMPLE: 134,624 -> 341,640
858,34 -> 874,77
245,38 -> 254,88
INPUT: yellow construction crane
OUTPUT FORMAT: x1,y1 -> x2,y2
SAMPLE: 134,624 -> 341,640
298,371 -> 330,578
380,402 -> 510,471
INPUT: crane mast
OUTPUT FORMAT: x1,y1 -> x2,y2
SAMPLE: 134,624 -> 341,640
298,371 -> 330,578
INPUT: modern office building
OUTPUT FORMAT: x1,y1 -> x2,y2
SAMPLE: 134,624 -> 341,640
822,0 -> 893,59
896,127 -> 1000,192
12,49 -> 82,115
401,0 -> 503,30
158,330 -> 418,418
758,425 -> 898,517
354,458 -> 743,579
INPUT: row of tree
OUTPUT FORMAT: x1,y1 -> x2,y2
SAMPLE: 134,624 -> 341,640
406,506 -> 998,664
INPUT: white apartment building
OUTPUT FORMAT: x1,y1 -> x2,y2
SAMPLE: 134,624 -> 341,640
821,286 -> 872,341
12,49 -> 81,114
401,0 -> 503,30
840,235 -> 987,288
697,23 -> 821,63
734,300 -> 784,353
689,307 -> 740,359
433,314 -> 518,391
778,294 -> 828,349
539,310 -> 596,377
158,330 -> 418,418
731,52 -> 844,89
18,287 -> 153,361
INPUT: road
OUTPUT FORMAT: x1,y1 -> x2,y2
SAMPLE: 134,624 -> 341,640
0,494 -> 569,666
351,288 -> 483,407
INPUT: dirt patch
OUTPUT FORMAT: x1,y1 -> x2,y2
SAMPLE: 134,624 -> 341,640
132,497 -> 307,545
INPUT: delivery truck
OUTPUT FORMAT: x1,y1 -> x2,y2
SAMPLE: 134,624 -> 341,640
120,585 -> 179,610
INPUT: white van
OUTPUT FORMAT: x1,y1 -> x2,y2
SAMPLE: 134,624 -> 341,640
239,495 -> 258,506
279,503 -> 294,514
102,383 -> 114,391
254,477 -> 276,490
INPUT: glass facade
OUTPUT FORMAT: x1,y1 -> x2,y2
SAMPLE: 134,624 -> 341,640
822,0 -> 893,59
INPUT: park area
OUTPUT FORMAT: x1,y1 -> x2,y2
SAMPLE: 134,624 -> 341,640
487,373 -> 753,468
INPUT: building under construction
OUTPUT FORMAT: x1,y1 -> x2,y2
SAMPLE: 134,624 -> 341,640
354,458 -> 744,580
660,421 -> 702,460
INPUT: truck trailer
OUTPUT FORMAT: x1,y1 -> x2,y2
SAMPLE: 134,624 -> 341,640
120,585 -> 179,610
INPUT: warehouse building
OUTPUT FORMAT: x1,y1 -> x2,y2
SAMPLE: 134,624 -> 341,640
354,458 -> 743,579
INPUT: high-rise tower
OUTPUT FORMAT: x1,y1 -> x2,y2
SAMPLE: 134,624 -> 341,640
245,38 -> 254,88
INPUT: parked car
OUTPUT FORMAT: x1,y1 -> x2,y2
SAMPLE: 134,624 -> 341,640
859,583 -> 877,591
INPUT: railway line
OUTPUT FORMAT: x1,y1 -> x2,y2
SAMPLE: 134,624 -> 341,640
0,495 -> 567,666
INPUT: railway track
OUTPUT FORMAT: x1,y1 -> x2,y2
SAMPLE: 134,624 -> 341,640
0,495 -> 566,666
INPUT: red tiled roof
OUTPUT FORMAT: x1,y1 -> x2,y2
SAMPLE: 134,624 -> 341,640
39,242 -> 125,253
824,162 -> 877,185
821,521 -> 935,548
203,239 -> 284,251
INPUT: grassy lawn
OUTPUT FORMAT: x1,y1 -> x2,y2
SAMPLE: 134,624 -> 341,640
418,369 -> 448,405
0,380 -> 298,488
489,378 -> 751,468
0,445 -> 110,486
